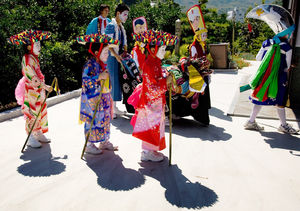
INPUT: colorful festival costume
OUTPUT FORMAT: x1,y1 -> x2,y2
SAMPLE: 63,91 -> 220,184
243,4 -> 299,134
184,5 -> 212,125
119,16 -> 147,113
131,16 -> 148,71
8,30 -> 51,137
76,34 -> 119,145
80,58 -> 112,143
164,56 -> 212,124
105,18 -> 127,101
119,55 -> 141,113
246,4 -> 295,106
129,30 -> 178,152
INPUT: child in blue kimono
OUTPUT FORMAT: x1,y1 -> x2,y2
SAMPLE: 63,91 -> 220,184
80,41 -> 117,154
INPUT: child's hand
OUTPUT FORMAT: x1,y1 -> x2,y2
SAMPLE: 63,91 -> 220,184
43,84 -> 53,93
99,72 -> 109,80
116,55 -> 122,63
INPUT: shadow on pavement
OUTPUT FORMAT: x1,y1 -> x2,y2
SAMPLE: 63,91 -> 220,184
261,131 -> 300,152
85,151 -> 145,191
171,118 -> 232,141
18,144 -> 67,177
139,159 -> 218,209
111,114 -> 133,134
210,107 -> 232,122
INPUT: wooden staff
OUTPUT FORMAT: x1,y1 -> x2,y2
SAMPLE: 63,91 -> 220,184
81,80 -> 105,159
168,78 -> 173,166
21,77 -> 58,153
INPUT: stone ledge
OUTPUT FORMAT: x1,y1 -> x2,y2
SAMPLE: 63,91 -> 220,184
0,89 -> 81,123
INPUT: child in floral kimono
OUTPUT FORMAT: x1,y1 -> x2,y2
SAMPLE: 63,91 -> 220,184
129,30 -> 178,162
77,34 -> 119,154
8,30 -> 53,148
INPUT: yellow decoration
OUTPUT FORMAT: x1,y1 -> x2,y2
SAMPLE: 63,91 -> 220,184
256,8 -> 264,16
188,65 -> 205,92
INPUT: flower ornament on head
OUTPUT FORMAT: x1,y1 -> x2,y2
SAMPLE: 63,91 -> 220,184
7,30 -> 51,46
132,30 -> 178,59
132,30 -> 178,47
8,30 -> 51,56
76,34 -> 119,60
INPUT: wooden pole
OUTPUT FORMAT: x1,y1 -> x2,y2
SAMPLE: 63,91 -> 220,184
21,77 -> 58,153
81,80 -> 105,159
168,81 -> 173,166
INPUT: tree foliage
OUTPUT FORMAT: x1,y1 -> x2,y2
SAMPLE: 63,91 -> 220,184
0,0 -> 279,111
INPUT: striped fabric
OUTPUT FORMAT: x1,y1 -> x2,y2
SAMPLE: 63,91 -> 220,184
21,54 -> 48,134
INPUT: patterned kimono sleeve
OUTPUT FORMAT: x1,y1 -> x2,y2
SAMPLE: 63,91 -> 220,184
82,62 -> 100,99
22,56 -> 42,88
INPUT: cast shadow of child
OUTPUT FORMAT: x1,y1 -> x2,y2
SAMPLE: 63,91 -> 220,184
111,113 -> 133,135
260,131 -> 300,152
18,144 -> 67,177
85,151 -> 145,191
138,159 -> 218,209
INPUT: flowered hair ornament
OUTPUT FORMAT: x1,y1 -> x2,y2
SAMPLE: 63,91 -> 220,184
7,30 -> 51,45
76,34 -> 119,59
132,30 -> 178,47
76,34 -> 119,45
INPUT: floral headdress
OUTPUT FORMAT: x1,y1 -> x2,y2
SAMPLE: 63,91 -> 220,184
7,30 -> 51,45
76,34 -> 119,45
132,30 -> 178,47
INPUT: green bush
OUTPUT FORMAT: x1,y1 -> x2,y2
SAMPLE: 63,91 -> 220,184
179,44 -> 189,58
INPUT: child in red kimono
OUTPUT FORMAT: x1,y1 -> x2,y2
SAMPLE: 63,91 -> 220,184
130,30 -> 178,162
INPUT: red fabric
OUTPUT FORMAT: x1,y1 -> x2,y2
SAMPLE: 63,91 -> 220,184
98,18 -> 107,34
248,23 -> 253,33
190,40 -> 205,58
252,51 -> 275,101
132,45 -> 146,69
104,19 -> 107,29
132,54 -> 167,150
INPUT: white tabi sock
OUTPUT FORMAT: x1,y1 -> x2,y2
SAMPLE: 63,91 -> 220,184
277,107 -> 286,126
249,104 -> 262,123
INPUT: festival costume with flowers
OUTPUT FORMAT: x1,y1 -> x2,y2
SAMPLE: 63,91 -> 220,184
76,34 -> 119,143
175,5 -> 211,125
164,56 -> 211,124
131,17 -> 148,71
8,30 -> 51,135
242,5 -> 299,134
245,4 -> 295,106
118,17 -> 147,113
129,30 -> 178,151
105,18 -> 127,101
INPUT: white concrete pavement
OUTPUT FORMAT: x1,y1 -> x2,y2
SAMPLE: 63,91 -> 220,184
0,61 -> 300,211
